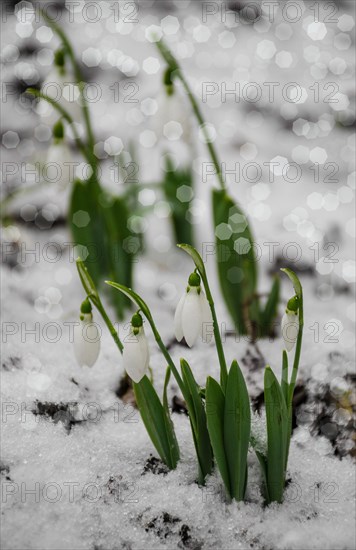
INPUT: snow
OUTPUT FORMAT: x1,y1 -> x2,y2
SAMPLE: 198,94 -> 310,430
1,1 -> 355,549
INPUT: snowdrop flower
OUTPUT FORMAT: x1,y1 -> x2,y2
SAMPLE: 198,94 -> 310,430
73,299 -> 101,367
123,313 -> 150,383
281,296 -> 299,352
45,120 -> 73,188
174,272 -> 213,347
154,80 -> 193,166
40,53 -> 82,124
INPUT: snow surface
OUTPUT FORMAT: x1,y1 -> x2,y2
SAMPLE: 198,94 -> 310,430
1,1 -> 355,549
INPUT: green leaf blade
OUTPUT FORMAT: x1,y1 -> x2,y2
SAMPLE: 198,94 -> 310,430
260,276 -> 280,337
162,157 -> 194,246
163,368 -> 180,469
133,376 -> 178,470
181,359 -> 213,484
224,361 -> 251,501
70,177 -> 106,285
212,189 -> 257,335
264,366 -> 288,503
205,376 -> 231,496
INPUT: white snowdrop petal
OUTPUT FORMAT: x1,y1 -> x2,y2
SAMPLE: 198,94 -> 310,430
46,143 -> 73,187
174,293 -> 186,342
281,312 -> 299,352
199,291 -> 214,343
73,319 -> 100,367
181,289 -> 202,347
138,329 -> 150,372
123,329 -> 149,383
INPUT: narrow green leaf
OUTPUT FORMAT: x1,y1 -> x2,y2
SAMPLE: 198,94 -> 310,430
281,350 -> 289,405
69,177 -> 107,284
162,156 -> 194,246
133,376 -> 177,469
260,276 -> 280,337
181,359 -> 213,484
212,189 -> 257,335
162,367 -> 180,469
224,361 -> 251,501
71,182 -> 134,320
104,197 -> 135,319
264,366 -> 288,503
205,376 -> 230,495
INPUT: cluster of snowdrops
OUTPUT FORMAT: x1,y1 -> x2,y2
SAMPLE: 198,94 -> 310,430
73,245 -> 304,505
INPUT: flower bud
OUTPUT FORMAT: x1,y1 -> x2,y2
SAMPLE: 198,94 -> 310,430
53,120 -> 64,141
174,274 -> 213,347
73,300 -> 101,367
123,313 -> 149,383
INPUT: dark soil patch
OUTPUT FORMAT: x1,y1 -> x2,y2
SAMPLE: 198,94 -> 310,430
2,356 -> 22,371
141,455 -> 169,476
115,374 -> 136,406
242,344 -> 266,373
269,255 -> 315,277
144,512 -> 201,548
172,395 -> 188,416
32,400 -> 81,433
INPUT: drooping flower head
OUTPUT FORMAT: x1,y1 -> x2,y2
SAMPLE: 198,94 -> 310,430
174,272 -> 213,348
73,298 -> 101,367
45,120 -> 73,189
123,312 -> 150,383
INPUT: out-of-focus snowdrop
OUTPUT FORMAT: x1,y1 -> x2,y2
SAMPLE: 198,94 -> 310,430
281,295 -> 299,352
39,49 -> 82,125
73,299 -> 101,367
123,312 -> 150,383
174,272 -> 213,347
154,75 -> 193,165
44,120 -> 73,188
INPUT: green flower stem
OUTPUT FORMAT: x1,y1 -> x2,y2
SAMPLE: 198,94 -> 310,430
26,88 -> 91,165
96,301 -> 124,354
105,281 -> 189,401
1,182 -> 45,218
204,283 -> 228,391
288,327 -> 303,405
280,268 -> 304,470
288,298 -> 304,407
39,8 -> 96,155
76,259 -> 124,354
155,39 -> 226,192
145,322 -> 187,400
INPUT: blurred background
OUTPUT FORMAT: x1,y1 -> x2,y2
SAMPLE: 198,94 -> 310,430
1,0 -> 355,355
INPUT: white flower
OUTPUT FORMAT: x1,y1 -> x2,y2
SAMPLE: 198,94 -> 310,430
154,90 -> 193,167
174,274 -> 213,347
40,70 -> 82,125
123,314 -> 150,383
45,141 -> 73,188
281,311 -> 299,352
73,313 -> 101,367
